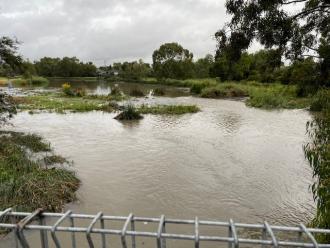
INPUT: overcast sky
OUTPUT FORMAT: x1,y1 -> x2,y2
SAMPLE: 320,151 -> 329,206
0,0 -> 231,65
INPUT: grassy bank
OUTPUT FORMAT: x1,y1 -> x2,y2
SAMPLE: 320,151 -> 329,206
105,77 -> 315,109
0,76 -> 49,87
0,131 -> 80,212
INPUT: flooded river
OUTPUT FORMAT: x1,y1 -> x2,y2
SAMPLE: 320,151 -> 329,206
0,81 -> 315,247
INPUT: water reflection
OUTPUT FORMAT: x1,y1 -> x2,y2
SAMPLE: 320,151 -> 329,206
47,79 -> 190,97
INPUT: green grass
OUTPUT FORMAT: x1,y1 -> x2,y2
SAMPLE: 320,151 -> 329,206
15,93 -> 115,113
47,77 -> 98,82
0,77 -> 8,85
139,104 -> 200,115
0,131 -> 80,212
114,104 -> 143,120
197,81 -> 312,109
12,76 -> 49,87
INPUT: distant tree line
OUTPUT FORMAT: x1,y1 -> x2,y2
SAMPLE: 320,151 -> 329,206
34,57 -> 97,77
0,55 -> 97,78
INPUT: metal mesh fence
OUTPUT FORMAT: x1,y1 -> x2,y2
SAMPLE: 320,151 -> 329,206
0,208 -> 330,248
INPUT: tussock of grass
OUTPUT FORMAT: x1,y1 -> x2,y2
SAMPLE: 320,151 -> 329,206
0,131 -> 80,212
139,104 -> 200,115
153,88 -> 165,96
310,89 -> 330,112
129,88 -> 145,97
114,104 -> 143,120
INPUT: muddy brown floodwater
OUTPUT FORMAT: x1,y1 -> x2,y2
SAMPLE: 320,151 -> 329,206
0,83 -> 315,247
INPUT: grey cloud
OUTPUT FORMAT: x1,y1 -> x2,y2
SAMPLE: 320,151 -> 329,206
0,0 -> 227,65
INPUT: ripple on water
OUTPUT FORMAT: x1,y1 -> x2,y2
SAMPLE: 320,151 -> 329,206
5,97 -> 315,227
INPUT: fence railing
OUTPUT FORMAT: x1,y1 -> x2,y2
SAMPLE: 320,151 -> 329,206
0,208 -> 330,248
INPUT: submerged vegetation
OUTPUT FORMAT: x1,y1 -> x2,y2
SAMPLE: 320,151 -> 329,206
15,93 -> 114,113
129,87 -> 145,97
114,104 -> 143,120
139,104 -> 199,115
114,103 -> 199,120
0,131 -> 80,212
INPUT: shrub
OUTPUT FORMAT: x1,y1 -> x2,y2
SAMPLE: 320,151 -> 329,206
153,88 -> 165,96
74,88 -> 86,97
31,76 -> 49,86
129,87 -> 145,97
110,85 -> 121,95
62,83 -> 74,96
114,104 -> 143,120
200,87 -> 226,98
310,89 -> 330,112
190,83 -> 207,94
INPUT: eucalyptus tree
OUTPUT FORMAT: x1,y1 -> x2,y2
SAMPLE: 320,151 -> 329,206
0,36 -> 22,76
152,43 -> 194,79
216,0 -> 330,86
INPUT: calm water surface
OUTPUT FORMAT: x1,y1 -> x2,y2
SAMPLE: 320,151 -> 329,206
0,87 -> 315,247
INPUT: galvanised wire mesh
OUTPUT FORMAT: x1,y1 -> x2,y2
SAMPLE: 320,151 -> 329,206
0,208 -> 330,248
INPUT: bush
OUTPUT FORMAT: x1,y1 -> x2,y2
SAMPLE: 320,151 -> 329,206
74,88 -> 86,97
200,84 -> 248,98
248,90 -> 285,108
110,85 -> 121,95
31,76 -> 49,85
153,88 -> 165,96
114,104 -> 143,120
310,89 -> 330,112
190,83 -> 207,94
200,87 -> 226,98
129,87 -> 145,97
62,83 -> 74,96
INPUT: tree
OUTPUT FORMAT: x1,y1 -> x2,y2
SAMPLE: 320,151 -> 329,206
194,54 -> 214,78
0,37 -> 22,76
152,42 -> 194,79
216,0 -> 330,86
0,93 -> 16,126
35,57 -> 97,77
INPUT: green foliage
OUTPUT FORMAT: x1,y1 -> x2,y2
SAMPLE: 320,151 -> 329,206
0,131 -> 80,212
201,84 -> 248,98
153,88 -> 165,96
114,104 -> 143,120
62,83 -> 75,96
129,87 -> 145,97
211,50 -> 283,82
111,59 -> 152,80
139,104 -> 200,115
110,85 -> 122,96
218,0 -> 330,86
310,89 -> 330,112
190,83 -> 207,94
247,85 -> 311,109
0,37 -> 22,76
35,57 -> 97,77
304,109 -> 330,241
153,42 -> 194,79
194,54 -> 214,78
11,76 -> 49,86
0,93 -> 16,126
16,93 -> 114,113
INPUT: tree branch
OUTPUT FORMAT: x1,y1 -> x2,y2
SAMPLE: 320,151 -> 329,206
283,0 -> 307,5
292,5 -> 330,19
